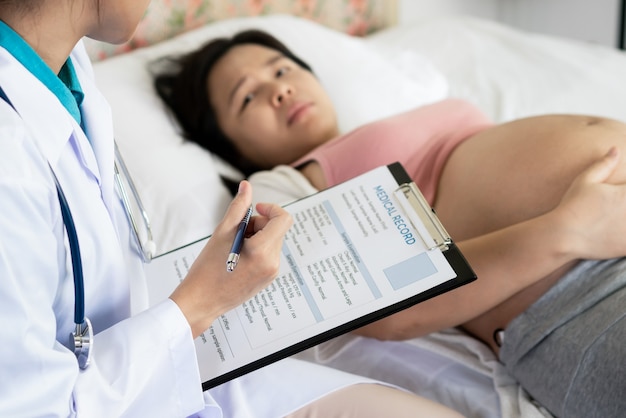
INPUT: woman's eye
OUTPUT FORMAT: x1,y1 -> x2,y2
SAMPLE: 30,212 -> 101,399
242,93 -> 254,109
276,67 -> 288,77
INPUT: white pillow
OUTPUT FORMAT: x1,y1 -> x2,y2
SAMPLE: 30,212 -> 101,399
92,14 -> 448,254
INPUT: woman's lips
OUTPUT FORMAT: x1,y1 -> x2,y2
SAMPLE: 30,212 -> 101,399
287,102 -> 312,125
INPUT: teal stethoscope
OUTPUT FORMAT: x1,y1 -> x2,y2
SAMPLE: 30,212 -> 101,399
0,86 -> 155,370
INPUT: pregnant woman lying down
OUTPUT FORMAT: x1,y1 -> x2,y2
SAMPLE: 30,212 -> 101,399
153,29 -> 626,418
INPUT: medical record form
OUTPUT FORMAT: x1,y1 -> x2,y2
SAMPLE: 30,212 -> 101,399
145,162 -> 476,390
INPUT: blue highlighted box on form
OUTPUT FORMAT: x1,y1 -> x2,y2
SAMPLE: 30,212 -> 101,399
383,253 -> 437,290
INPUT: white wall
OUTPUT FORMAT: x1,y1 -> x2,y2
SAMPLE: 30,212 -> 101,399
397,0 -> 624,48
397,0 -> 499,24
498,0 -> 621,47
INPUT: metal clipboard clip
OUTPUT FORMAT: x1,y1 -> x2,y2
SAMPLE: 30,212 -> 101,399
393,182 -> 453,251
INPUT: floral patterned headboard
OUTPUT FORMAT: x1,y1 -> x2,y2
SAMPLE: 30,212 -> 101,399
85,0 -> 398,62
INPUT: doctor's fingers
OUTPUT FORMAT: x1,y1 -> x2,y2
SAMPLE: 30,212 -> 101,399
240,211 -> 292,273
214,180 -> 254,236
248,202 -> 293,235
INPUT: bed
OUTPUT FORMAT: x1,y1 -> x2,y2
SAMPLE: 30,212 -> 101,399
88,3 -> 626,417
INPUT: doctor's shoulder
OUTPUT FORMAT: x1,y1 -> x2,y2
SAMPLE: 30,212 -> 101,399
0,99 -> 54,188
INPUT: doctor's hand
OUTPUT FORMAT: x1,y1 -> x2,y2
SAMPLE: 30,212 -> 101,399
553,146 -> 626,261
169,180 -> 292,338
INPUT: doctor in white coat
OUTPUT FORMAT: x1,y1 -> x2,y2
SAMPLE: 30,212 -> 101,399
0,1 -> 465,417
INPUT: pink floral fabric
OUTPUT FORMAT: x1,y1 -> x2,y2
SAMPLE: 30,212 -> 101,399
85,0 -> 395,62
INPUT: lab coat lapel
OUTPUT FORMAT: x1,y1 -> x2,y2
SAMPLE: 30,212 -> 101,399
0,51 -> 73,165
73,52 -> 116,213
0,48 -> 103,190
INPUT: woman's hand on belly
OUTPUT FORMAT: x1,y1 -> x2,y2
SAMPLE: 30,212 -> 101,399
359,116 -> 626,347
434,114 -> 626,242
553,147 -> 626,260
370,116 -> 626,342
439,117 -> 626,351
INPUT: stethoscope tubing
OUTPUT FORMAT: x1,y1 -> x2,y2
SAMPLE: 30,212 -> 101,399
1,86 -> 87,327
50,166 -> 86,325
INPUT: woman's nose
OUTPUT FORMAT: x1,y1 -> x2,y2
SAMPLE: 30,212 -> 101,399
271,84 -> 293,106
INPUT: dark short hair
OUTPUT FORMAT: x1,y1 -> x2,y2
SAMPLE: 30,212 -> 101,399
152,29 -> 313,177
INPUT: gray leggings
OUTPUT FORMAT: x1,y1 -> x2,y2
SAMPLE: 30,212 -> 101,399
500,258 -> 626,418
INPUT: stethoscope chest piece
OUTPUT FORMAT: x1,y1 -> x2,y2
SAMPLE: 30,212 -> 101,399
71,317 -> 93,370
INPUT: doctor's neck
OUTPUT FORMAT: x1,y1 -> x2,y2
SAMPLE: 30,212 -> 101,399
0,1 -> 86,73
0,0 -> 150,75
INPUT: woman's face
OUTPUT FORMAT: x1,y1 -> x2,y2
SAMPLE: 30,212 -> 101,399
207,44 -> 339,169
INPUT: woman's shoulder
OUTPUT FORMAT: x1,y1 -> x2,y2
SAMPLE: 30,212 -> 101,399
0,106 -> 51,177
350,98 -> 485,130
249,165 -> 319,206
344,98 -> 486,135
402,98 -> 484,118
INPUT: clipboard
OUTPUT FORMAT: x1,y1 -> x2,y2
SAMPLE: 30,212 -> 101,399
387,162 -> 476,297
145,162 -> 476,390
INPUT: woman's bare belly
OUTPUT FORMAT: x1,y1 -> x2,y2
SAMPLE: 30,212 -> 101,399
433,114 -> 626,352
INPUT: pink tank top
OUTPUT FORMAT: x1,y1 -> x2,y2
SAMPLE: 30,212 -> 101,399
291,99 -> 492,204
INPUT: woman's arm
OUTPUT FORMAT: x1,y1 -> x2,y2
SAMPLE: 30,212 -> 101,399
357,148 -> 626,340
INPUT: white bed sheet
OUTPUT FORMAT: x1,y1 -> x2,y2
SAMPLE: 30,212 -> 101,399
93,14 -> 626,418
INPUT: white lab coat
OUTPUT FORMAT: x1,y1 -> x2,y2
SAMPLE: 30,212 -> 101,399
0,42 -> 376,417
